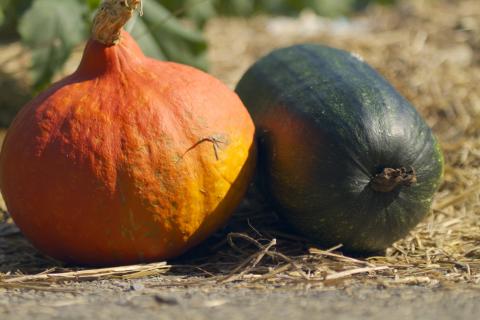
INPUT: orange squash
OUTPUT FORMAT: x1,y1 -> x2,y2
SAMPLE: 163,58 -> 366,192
0,0 -> 255,266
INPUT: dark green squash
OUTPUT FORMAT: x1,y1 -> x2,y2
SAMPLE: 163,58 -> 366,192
235,44 -> 444,253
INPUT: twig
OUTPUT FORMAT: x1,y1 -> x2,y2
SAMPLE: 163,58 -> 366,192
220,238 -> 277,283
324,266 -> 390,281
309,248 -> 376,267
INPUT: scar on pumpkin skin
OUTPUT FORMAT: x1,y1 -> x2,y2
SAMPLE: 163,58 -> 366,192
177,136 -> 227,162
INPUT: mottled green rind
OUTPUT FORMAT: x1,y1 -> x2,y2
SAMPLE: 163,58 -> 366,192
236,44 -> 444,253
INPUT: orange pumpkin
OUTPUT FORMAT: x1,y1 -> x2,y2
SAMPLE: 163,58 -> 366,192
0,0 -> 255,266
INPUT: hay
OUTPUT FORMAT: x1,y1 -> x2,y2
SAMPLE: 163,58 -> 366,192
1,262 -> 169,284
1,0 -> 479,290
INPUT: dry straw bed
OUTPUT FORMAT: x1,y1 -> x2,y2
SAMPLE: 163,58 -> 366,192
1,0 -> 480,290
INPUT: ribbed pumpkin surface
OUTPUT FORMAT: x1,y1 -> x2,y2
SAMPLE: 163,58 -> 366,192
0,5 -> 255,266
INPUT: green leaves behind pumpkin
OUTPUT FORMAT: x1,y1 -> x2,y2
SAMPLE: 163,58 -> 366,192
162,0 -> 396,20
19,0 -> 87,90
0,0 -> 6,26
18,0 -> 207,90
128,0 -> 208,71
15,0 -> 392,90
0,0 -> 33,37
161,0 -> 216,27
86,0 -> 102,12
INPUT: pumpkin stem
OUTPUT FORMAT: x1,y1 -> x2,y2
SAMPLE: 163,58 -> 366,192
370,167 -> 417,193
92,0 -> 143,46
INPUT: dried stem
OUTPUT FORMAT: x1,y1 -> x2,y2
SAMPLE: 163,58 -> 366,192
370,167 -> 417,193
92,0 -> 143,45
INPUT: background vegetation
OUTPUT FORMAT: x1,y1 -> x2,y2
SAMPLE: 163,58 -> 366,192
0,0 -> 394,91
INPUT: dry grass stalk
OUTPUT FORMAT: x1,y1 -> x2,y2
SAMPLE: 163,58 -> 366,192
1,262 -> 170,283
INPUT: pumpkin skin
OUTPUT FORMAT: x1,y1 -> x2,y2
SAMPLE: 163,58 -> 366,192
236,44 -> 443,253
0,29 -> 255,265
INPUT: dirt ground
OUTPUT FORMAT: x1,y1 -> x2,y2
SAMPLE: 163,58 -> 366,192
2,282 -> 480,320
1,0 -> 480,319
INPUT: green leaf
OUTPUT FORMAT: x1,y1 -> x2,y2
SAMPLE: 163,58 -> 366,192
86,0 -> 101,12
217,0 -> 254,16
184,0 -> 217,27
160,0 -> 217,27
0,0 -> 11,24
307,0 -> 358,17
19,0 -> 88,89
0,0 -> 32,36
128,0 -> 208,70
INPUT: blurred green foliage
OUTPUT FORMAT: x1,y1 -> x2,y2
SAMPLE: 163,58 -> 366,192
18,0 -> 88,89
0,0 -> 32,38
0,0 -> 395,90
1,0 -> 207,89
163,0 -> 396,26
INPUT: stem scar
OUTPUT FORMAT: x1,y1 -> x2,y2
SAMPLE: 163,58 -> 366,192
370,167 -> 417,193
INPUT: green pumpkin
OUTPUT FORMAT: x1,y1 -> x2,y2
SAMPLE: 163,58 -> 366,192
236,44 -> 444,253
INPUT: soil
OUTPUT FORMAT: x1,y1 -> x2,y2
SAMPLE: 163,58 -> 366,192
1,282 -> 479,320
